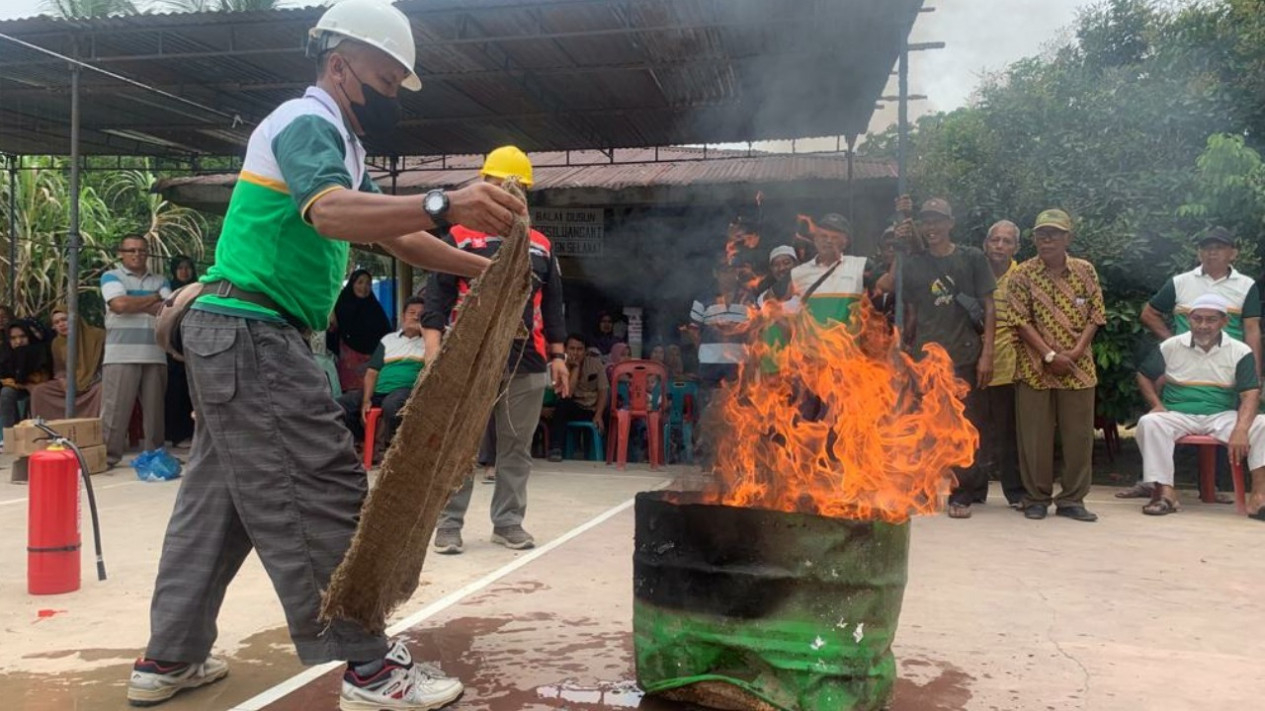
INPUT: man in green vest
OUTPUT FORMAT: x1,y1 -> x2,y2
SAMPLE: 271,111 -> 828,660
126,1 -> 525,709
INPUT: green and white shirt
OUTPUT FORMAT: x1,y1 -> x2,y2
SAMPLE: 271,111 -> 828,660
1139,333 -> 1259,415
1148,266 -> 1260,342
195,86 -> 380,331
367,331 -> 426,395
790,256 -> 870,326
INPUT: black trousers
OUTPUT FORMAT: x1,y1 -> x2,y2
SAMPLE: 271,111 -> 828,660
336,387 -> 411,445
978,382 -> 1024,504
547,399 -> 597,454
948,363 -> 989,506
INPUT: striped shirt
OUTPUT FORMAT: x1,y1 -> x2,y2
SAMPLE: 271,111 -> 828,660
690,291 -> 752,364
1139,333 -> 1258,415
100,266 -> 171,365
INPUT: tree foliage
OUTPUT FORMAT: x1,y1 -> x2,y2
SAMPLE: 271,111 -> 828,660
861,0 -> 1265,423
0,160 -> 207,321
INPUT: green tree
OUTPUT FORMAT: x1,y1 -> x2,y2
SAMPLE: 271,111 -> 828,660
0,161 -> 208,321
42,0 -> 138,18
859,0 -> 1265,423
157,0 -> 285,11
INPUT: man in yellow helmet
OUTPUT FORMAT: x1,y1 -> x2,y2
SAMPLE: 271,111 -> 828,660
423,146 -> 570,556
126,2 -> 526,709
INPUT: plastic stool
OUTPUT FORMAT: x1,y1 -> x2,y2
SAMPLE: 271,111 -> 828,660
363,407 -> 383,471
566,421 -> 604,461
1175,434 -> 1247,514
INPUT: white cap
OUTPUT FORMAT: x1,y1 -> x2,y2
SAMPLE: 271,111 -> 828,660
309,0 -> 421,92
769,245 -> 798,264
1189,293 -> 1229,314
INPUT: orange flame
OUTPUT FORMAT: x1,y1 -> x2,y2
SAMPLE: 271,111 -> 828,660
701,302 -> 977,523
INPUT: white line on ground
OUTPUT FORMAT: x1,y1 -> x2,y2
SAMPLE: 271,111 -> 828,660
0,478 -> 142,507
229,481 -> 668,711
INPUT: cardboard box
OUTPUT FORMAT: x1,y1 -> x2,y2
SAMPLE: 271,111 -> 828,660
10,456 -> 28,483
78,444 -> 110,475
3,418 -> 104,456
9,444 -> 110,482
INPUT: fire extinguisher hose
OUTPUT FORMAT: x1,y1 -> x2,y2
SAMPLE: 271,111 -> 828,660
33,421 -> 107,582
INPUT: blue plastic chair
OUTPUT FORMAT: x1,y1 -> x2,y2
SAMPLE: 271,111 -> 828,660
565,421 -> 605,461
663,380 -> 698,464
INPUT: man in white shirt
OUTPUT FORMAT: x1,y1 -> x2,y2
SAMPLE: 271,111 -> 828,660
99,234 -> 171,468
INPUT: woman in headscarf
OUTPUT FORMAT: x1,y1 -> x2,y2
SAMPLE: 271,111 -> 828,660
30,306 -> 105,421
2,319 -> 55,426
165,256 -> 198,446
327,268 -> 392,392
169,255 -> 197,290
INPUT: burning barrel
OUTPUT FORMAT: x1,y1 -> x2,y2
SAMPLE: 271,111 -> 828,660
633,490 -> 910,711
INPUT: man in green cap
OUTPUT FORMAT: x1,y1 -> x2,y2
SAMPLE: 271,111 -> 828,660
1008,209 -> 1107,522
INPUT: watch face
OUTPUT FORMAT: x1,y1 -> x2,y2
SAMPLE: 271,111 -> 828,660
425,192 -> 444,213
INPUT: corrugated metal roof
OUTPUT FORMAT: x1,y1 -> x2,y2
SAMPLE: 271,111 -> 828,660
0,0 -> 924,156
155,147 -> 896,208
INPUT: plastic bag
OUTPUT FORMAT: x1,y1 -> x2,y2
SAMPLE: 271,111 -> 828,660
132,447 -> 183,482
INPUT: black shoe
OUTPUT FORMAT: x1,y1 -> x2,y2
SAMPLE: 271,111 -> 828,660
1023,504 -> 1048,520
1055,504 -> 1099,522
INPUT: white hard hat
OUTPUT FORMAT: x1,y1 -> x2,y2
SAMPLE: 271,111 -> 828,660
308,0 -> 421,92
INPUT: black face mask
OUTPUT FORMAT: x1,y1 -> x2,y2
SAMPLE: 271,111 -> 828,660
339,64 -> 401,138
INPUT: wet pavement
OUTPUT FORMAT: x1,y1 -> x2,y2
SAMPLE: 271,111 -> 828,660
4,459 -> 1264,710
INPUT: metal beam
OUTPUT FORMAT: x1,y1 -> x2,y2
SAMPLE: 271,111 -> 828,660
0,15 -> 821,70
65,61 -> 81,418
6,154 -> 15,308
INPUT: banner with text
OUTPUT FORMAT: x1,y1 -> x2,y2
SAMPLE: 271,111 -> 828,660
531,207 -> 605,258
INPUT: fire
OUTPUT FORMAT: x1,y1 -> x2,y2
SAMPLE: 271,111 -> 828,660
700,301 -> 977,523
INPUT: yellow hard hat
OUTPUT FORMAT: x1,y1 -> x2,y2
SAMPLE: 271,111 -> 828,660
480,146 -> 533,187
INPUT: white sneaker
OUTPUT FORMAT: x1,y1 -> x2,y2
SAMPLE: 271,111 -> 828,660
126,656 -> 229,707
340,641 -> 464,711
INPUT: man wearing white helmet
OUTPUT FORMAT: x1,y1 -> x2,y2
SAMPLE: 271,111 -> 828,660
126,1 -> 524,709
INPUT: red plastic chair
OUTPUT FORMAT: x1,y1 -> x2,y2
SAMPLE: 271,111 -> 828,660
363,407 -> 383,471
1176,434 -> 1247,514
604,360 -> 668,471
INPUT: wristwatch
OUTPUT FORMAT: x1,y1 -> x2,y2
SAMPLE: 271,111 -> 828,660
549,353 -> 566,362
422,189 -> 450,229
1043,350 -> 1057,364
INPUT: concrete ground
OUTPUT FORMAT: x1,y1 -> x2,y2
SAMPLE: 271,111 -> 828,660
1,450 -> 1262,711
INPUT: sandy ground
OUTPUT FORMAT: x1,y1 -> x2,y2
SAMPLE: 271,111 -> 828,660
1,448 -> 1262,711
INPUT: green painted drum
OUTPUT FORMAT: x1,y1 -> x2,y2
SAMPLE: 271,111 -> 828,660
633,491 -> 911,711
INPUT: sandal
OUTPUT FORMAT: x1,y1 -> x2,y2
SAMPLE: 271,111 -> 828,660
1115,483 -> 1154,499
948,503 -> 973,519
1142,498 -> 1180,516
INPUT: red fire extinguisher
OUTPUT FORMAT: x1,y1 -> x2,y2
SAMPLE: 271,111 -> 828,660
28,447 -> 82,595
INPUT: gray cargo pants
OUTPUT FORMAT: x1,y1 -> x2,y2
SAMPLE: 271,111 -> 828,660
101,362 -> 167,465
144,311 -> 387,665
439,370 -> 547,531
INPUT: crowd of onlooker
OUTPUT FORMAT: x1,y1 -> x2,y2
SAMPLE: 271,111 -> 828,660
20,192 -> 1264,528
674,196 -> 1265,523
2,237 -> 199,471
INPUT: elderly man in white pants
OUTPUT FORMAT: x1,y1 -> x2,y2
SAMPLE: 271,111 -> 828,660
1135,293 -> 1265,518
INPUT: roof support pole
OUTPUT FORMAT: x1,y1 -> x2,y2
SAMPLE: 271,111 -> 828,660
65,60 -> 82,419
894,44 -> 909,335
390,158 -> 411,318
7,155 -> 16,309
846,134 -> 857,222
